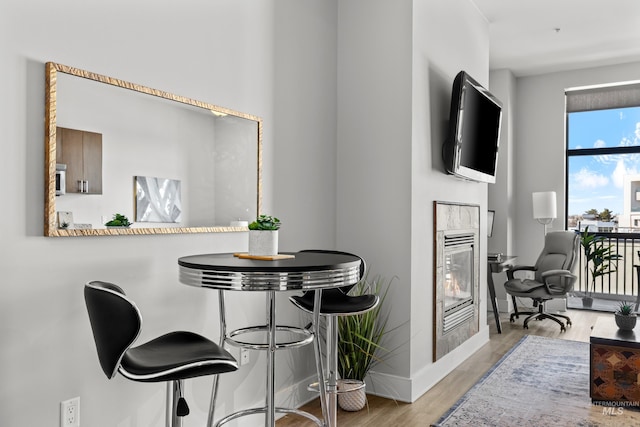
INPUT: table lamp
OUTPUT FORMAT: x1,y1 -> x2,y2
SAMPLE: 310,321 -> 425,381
532,191 -> 557,235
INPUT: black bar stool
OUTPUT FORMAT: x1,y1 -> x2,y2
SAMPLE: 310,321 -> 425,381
289,250 -> 377,427
84,281 -> 238,427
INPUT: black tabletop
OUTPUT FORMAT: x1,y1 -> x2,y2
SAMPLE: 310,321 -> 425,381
178,251 -> 361,273
178,251 -> 362,291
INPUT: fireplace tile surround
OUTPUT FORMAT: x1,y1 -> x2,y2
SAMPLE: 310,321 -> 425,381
434,201 -> 480,361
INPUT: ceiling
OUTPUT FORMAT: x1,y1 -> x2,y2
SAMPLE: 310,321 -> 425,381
471,0 -> 640,77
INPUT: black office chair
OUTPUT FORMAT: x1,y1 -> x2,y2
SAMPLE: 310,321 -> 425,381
289,250 -> 377,425
504,231 -> 580,332
84,281 -> 238,427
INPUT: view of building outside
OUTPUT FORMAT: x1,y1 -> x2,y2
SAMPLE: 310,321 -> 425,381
567,106 -> 640,232
567,105 -> 640,298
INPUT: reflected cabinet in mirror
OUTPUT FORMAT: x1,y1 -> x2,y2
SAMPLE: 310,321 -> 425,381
44,62 -> 262,236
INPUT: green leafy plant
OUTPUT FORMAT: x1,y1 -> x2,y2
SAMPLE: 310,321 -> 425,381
338,274 -> 392,381
105,213 -> 132,227
248,215 -> 281,230
617,301 -> 635,316
580,230 -> 622,297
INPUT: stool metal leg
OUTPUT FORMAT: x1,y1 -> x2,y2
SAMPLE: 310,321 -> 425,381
266,290 -> 276,427
166,382 -> 172,427
207,290 -> 227,427
312,290 -> 329,426
325,315 -> 338,427
207,374 -> 220,427
168,380 -> 184,427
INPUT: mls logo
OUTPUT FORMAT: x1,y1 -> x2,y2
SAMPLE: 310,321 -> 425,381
602,406 -> 624,416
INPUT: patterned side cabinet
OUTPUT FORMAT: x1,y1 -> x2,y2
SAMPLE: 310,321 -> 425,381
590,316 -> 640,403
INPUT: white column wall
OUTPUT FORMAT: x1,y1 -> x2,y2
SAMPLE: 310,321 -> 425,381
336,0 -> 491,402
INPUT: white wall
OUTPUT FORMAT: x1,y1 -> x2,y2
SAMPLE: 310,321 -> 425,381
0,1 -> 323,426
0,0 -> 504,423
273,0 -> 339,251
336,0 -> 491,402
487,69 -> 517,311
513,61 -> 640,265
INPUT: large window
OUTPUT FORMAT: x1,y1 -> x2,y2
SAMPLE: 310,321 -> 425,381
566,83 -> 640,232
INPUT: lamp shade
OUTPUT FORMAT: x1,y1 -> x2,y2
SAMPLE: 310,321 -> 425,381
532,191 -> 557,220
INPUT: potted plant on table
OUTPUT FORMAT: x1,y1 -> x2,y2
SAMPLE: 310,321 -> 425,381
248,215 -> 281,256
580,230 -> 622,308
615,301 -> 637,331
337,274 -> 392,411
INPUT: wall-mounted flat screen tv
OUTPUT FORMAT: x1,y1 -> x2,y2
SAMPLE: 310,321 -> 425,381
442,71 -> 502,184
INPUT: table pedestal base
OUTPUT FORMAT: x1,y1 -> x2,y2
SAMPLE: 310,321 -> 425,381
214,406 -> 323,427
208,290 -> 325,427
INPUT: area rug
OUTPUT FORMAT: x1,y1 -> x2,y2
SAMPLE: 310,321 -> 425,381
432,335 -> 633,427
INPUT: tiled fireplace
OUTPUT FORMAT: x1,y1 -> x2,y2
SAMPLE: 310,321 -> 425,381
434,202 -> 480,361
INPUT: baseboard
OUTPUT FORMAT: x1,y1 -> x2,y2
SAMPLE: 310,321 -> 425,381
365,325 -> 490,403
274,326 -> 490,410
364,370 -> 413,402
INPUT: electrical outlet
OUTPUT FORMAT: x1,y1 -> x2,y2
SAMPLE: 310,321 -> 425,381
60,397 -> 80,427
240,348 -> 250,366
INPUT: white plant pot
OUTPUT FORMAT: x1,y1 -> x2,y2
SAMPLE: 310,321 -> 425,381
337,379 -> 367,412
248,230 -> 278,256
615,313 -> 637,331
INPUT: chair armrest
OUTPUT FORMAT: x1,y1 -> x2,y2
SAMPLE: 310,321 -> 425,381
541,269 -> 577,294
506,265 -> 536,280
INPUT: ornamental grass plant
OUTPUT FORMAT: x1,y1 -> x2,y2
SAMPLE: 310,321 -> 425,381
337,274 -> 392,381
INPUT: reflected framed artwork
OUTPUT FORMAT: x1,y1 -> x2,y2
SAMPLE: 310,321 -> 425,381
135,176 -> 182,223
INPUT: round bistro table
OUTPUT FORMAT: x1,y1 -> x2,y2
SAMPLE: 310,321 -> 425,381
178,251 -> 361,427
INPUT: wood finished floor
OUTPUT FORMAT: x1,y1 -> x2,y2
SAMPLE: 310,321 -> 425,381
276,309 -> 635,426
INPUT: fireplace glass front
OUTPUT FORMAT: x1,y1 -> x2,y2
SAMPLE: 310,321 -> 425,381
444,236 -> 474,314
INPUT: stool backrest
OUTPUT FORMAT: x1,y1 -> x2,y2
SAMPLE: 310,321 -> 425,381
84,281 -> 142,379
299,249 -> 365,295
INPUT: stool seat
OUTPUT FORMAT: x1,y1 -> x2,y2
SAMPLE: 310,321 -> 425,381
290,289 -> 377,315
121,331 -> 238,382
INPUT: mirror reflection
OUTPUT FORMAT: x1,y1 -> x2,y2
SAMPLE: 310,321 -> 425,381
44,62 -> 262,236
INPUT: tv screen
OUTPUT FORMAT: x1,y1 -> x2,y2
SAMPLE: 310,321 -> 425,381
443,71 -> 502,183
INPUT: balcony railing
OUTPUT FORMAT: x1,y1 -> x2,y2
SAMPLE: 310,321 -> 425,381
573,231 -> 640,301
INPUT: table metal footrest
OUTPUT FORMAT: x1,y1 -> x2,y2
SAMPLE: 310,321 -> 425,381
214,406 -> 323,427
226,325 -> 314,350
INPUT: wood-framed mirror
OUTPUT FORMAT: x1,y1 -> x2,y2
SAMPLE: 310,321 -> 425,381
44,62 -> 262,236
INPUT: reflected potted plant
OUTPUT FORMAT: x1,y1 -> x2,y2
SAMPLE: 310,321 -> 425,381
615,301 -> 637,331
337,274 -> 391,411
580,230 -> 622,308
248,215 -> 281,256
105,213 -> 132,228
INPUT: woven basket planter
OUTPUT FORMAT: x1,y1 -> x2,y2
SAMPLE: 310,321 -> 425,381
337,379 -> 366,412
